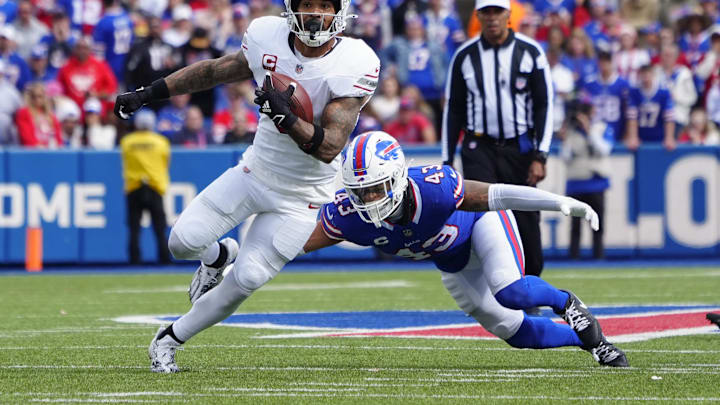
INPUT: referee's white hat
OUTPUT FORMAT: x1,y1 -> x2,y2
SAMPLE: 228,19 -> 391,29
475,0 -> 510,10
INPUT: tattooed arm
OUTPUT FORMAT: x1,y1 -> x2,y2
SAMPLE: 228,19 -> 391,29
458,180 -> 491,211
284,95 -> 370,164
165,51 -> 254,96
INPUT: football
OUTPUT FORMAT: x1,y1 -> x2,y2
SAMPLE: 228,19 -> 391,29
264,72 -> 314,124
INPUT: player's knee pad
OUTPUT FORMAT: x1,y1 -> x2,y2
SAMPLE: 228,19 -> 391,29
494,278 -> 533,310
232,252 -> 278,296
167,228 -> 197,260
469,308 -> 522,340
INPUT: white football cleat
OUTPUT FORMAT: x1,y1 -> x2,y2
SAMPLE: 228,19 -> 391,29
149,326 -> 182,373
188,238 -> 239,304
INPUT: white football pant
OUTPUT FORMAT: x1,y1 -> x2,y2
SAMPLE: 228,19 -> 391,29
441,210 -> 526,340
169,161 -> 319,342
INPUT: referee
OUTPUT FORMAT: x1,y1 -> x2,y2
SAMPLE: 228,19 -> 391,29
441,0 -> 553,281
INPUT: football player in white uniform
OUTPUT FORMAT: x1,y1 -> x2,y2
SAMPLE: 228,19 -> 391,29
114,0 -> 380,373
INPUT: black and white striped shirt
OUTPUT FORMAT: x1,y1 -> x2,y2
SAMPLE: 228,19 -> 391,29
441,29 -> 554,163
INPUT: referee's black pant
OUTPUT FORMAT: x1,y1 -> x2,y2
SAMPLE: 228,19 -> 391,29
127,184 -> 171,265
568,191 -> 605,260
460,135 -> 544,277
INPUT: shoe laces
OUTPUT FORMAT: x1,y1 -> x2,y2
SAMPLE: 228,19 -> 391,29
593,341 -> 620,363
565,303 -> 591,332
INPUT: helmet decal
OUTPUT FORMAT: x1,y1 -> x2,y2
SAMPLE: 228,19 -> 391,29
353,132 -> 372,176
374,140 -> 400,161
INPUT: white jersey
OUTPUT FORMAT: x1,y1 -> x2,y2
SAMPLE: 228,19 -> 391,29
241,17 -> 380,204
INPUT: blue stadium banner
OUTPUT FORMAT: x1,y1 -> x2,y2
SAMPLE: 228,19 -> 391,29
0,145 -> 718,264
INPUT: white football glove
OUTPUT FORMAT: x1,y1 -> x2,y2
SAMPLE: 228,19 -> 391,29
559,197 -> 600,231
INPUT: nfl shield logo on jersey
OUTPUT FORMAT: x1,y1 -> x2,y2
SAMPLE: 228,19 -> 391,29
295,64 -> 304,74
515,77 -> 527,90
403,229 -> 413,237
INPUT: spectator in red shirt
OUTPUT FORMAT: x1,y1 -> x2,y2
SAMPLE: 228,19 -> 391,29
383,97 -> 436,145
15,82 -> 63,148
57,36 -> 117,116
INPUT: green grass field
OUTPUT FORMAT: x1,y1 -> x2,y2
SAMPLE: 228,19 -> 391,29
1,266 -> 719,404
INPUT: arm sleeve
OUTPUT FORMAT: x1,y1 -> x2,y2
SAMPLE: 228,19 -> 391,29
529,49 -> 554,153
487,183 -> 567,212
441,50 -> 467,165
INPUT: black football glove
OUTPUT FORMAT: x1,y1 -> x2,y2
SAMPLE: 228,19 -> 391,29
254,72 -> 298,130
114,79 -> 170,120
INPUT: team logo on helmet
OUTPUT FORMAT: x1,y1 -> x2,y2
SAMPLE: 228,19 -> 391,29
375,140 -> 401,161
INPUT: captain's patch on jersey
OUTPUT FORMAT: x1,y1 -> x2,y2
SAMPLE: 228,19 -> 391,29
115,305 -> 720,343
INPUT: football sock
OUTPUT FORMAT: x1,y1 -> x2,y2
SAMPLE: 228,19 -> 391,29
494,276 -> 569,313
172,270 -> 249,342
505,314 -> 583,348
158,324 -> 184,344
200,241 -> 222,268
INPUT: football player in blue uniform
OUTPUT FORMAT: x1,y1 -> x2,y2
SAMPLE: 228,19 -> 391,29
303,131 -> 628,367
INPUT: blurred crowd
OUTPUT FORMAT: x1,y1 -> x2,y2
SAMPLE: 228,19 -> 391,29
1,0 -> 720,149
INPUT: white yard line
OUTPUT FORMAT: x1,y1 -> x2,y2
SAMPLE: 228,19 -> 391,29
2,343 -> 720,355
548,270 -> 720,279
2,364 -> 719,375
104,280 -> 414,294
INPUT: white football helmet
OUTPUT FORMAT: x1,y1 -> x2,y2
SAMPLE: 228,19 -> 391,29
282,0 -> 355,47
342,131 -> 408,227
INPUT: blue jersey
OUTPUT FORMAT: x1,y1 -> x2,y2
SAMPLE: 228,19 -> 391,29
156,105 -> 187,138
422,12 -> 465,62
627,86 -> 674,143
560,55 -> 597,87
0,0 -> 17,24
1,53 -> 31,90
321,165 -> 484,273
407,41 -> 442,100
583,21 -> 610,52
581,75 -> 631,142
93,10 -> 134,81
533,0 -> 575,16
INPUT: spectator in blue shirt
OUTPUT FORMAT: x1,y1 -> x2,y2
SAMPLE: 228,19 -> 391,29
157,94 -> 191,139
580,50 -> 638,149
422,0 -> 465,62
583,0 -> 611,52
93,0 -> 134,84
39,12 -> 77,77
0,0 -> 18,24
0,26 -> 31,91
381,15 -> 446,133
627,64 -> 676,151
561,27 -> 597,87
28,44 -> 57,83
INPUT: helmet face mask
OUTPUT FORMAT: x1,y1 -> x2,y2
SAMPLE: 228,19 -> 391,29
283,0 -> 354,47
342,131 -> 408,227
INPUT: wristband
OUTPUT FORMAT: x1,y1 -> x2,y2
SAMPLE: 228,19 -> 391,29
149,78 -> 170,101
532,151 -> 548,164
300,124 -> 325,154
279,111 -> 299,130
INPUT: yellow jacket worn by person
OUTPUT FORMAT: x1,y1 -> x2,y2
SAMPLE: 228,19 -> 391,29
121,130 -> 170,195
